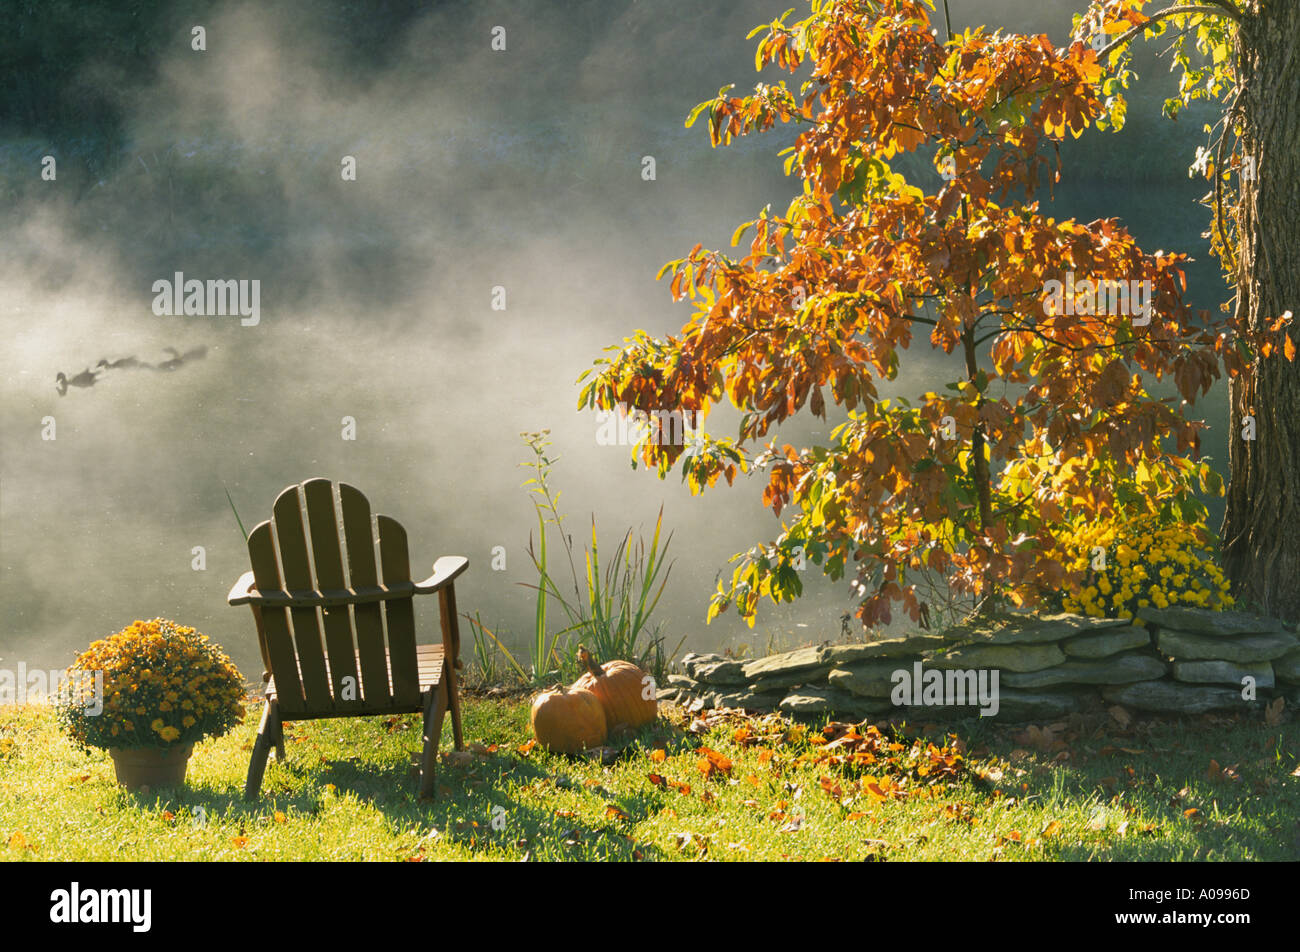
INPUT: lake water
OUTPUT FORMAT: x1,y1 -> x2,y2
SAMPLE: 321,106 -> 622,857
0,0 -> 1233,680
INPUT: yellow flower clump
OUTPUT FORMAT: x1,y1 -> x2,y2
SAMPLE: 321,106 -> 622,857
57,618 -> 246,752
1060,517 -> 1233,621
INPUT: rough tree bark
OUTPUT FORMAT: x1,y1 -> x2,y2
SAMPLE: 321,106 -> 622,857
1220,0 -> 1300,620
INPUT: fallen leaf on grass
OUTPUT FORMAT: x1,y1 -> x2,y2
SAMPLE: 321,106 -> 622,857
273,811 -> 287,824
649,748 -> 667,763
7,831 -> 33,851
230,836 -> 249,849
1207,759 -> 1240,783
516,740 -> 536,756
604,804 -> 630,821
696,746 -> 733,778
673,832 -> 709,855
777,814 -> 805,833
1109,705 -> 1132,729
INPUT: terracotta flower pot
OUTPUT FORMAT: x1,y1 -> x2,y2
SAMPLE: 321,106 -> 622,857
109,745 -> 194,791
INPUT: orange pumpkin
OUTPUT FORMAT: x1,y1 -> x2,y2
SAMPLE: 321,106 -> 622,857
530,682 -> 607,754
572,645 -> 657,731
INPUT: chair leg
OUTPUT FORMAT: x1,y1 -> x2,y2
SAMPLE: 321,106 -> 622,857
244,699 -> 279,801
272,716 -> 286,762
439,587 -> 466,751
419,685 -> 449,800
448,670 -> 465,751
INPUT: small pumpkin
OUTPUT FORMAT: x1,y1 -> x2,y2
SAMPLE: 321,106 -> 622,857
530,682 -> 607,754
572,645 -> 657,731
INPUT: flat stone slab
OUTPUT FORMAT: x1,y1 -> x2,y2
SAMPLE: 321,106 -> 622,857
1157,629 -> 1298,663
987,689 -> 1085,721
748,666 -> 832,694
741,645 -> 826,681
943,612 -> 1129,646
827,662 -> 908,698
1003,653 -> 1167,688
680,653 -> 747,685
1062,627 -> 1151,659
1102,681 -> 1251,714
822,634 -> 947,662
1139,607 -> 1287,637
1274,648 -> 1300,683
926,643 -> 1066,673
779,687 -> 892,717
711,690 -> 787,711
1172,660 -> 1274,689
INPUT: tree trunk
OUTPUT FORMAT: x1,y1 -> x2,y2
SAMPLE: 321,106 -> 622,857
1221,0 -> 1300,621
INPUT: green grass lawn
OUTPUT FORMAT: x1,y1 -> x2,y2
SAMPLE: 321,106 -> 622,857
3,695 -> 1299,861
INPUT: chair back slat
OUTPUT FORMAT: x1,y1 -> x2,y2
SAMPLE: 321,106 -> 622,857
338,483 -> 391,708
303,478 -> 360,710
247,520 -> 304,712
377,515 -> 420,707
272,485 -> 332,710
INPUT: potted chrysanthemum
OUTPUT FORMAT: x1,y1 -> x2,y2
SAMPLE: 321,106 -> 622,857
56,618 -> 247,791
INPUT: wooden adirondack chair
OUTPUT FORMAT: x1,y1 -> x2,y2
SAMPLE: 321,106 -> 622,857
227,478 -> 467,800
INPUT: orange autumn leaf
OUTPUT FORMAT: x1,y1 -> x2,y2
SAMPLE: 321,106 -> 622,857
649,748 -> 667,763
696,745 -> 733,778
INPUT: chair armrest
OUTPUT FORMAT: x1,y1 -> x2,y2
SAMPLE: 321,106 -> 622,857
228,571 -> 258,606
413,556 -> 469,595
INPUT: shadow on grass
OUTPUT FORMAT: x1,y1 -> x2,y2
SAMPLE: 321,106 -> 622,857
126,717 -> 697,860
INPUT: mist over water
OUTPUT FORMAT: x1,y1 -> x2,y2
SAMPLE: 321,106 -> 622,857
1,0 -> 1229,679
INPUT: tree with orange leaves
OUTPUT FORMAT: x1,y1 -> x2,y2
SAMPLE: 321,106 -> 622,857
580,0 -> 1246,630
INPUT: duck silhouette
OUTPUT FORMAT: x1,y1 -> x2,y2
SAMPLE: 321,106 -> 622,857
154,347 -> 184,372
96,355 -> 148,371
55,368 -> 100,396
